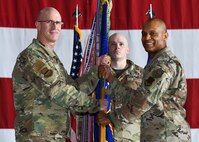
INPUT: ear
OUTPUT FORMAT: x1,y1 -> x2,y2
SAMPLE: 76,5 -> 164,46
126,47 -> 130,54
163,32 -> 168,40
35,21 -> 40,30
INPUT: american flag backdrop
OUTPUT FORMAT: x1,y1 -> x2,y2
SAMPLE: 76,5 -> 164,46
0,0 -> 199,141
70,25 -> 83,80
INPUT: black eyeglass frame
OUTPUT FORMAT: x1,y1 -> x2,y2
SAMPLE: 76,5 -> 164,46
38,20 -> 64,26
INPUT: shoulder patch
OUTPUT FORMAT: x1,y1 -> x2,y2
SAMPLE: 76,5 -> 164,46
152,68 -> 164,78
41,67 -> 53,77
33,60 -> 53,77
33,60 -> 45,73
144,77 -> 154,86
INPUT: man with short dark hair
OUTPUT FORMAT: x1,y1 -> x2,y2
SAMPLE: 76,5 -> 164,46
98,18 -> 191,141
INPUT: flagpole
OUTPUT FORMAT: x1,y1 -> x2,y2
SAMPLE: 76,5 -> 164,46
99,1 -> 109,141
76,5 -> 78,27
94,0 -> 113,141
149,4 -> 152,19
69,6 -> 83,142
146,3 -> 156,19
99,79 -> 106,142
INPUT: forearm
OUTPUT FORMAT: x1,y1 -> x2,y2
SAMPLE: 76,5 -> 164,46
107,107 -> 138,130
105,78 -> 128,100
77,66 -> 99,94
49,83 -> 100,113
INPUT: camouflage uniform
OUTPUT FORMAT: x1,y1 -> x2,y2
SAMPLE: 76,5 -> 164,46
12,39 -> 100,142
106,48 -> 191,142
110,60 -> 143,142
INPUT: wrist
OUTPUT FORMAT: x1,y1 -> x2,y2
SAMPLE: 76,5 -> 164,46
107,73 -> 114,83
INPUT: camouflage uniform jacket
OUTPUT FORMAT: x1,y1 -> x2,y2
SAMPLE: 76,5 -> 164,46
12,39 -> 100,142
105,48 -> 191,142
110,60 -> 143,142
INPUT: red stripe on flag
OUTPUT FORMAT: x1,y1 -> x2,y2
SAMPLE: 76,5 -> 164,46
110,0 -> 199,29
1,0 -> 199,29
0,78 -> 15,128
70,113 -> 77,142
185,79 -> 199,128
0,0 -> 97,29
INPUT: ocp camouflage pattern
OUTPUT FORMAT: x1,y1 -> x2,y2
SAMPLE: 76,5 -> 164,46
12,39 -> 99,142
106,48 -> 191,142
110,60 -> 143,142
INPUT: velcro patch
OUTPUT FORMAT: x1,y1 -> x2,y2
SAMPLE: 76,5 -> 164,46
41,67 -> 53,77
33,60 -> 53,78
33,60 -> 45,73
144,77 -> 154,86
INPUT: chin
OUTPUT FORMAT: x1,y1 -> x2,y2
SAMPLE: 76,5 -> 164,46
51,37 -> 59,42
144,46 -> 154,52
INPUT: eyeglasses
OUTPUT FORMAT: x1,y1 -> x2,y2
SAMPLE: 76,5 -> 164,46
38,20 -> 64,26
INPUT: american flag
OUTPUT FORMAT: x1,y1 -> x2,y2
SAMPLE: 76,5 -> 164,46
70,25 -> 83,80
69,25 -> 83,142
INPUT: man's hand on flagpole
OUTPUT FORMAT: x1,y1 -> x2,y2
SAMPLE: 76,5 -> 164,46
97,111 -> 110,126
98,99 -> 110,125
99,98 -> 108,111
96,55 -> 111,66
98,64 -> 114,83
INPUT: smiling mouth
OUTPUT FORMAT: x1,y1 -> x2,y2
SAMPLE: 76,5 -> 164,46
146,42 -> 153,45
144,42 -> 154,48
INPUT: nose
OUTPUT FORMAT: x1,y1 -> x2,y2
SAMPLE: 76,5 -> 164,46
115,43 -> 120,49
145,33 -> 151,40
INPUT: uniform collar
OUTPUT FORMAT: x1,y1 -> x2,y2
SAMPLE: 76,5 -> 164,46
33,38 -> 56,58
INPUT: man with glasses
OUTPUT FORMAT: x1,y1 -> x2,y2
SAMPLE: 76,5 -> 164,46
12,7 -> 107,142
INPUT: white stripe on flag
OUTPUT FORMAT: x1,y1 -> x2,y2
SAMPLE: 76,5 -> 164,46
1,27 -> 199,142
0,129 -> 16,142
1,28 -> 199,78
70,129 -> 77,142
191,129 -> 199,142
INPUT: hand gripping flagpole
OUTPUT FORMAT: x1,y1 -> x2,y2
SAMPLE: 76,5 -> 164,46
99,1 -> 111,141
99,1 -> 108,141
95,0 -> 113,141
